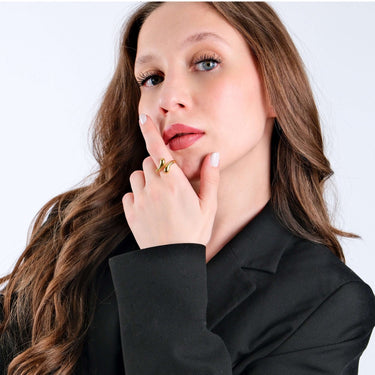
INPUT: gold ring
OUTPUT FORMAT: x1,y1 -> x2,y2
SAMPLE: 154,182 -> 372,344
155,158 -> 176,173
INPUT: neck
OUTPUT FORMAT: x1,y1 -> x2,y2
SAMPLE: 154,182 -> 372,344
191,133 -> 272,263
215,153 -> 271,232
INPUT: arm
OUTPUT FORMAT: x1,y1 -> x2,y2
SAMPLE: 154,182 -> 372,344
109,243 -> 232,374
109,245 -> 375,375
242,281 -> 375,375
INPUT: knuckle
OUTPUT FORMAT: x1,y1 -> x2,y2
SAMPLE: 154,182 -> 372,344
206,174 -> 219,185
142,156 -> 154,169
129,170 -> 143,183
129,171 -> 136,181
122,194 -> 135,222
122,192 -> 133,206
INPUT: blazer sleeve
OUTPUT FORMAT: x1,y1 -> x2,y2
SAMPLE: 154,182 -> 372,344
108,243 -> 233,374
242,281 -> 375,375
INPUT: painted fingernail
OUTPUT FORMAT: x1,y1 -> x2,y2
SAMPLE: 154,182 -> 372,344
139,113 -> 147,126
210,152 -> 220,167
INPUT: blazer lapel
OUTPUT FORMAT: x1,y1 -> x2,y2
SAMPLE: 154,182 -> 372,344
206,200 -> 296,330
206,242 -> 256,329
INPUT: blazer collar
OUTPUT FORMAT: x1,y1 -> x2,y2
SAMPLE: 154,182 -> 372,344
206,200 -> 297,329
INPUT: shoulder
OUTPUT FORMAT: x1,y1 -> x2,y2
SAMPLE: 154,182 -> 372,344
278,237 -> 371,291
252,233 -> 375,327
270,237 -> 375,349
237,237 -> 375,373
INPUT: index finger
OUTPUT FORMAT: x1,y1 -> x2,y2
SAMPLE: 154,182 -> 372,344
139,113 -> 176,171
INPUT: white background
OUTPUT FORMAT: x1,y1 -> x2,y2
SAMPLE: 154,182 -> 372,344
0,1 -> 374,373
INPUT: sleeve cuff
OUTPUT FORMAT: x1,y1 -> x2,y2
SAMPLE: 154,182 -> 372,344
108,243 -> 208,325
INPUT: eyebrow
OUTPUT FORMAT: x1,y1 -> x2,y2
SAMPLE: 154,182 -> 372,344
135,32 -> 229,67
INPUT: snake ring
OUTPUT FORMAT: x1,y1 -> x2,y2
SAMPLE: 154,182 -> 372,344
155,158 -> 176,173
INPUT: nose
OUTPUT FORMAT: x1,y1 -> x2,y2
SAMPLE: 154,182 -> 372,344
158,75 -> 192,115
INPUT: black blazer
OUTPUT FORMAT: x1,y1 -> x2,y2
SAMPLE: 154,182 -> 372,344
1,202 -> 375,374
75,201 -> 375,374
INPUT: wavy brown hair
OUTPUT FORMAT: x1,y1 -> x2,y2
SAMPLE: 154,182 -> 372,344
0,2 -> 358,374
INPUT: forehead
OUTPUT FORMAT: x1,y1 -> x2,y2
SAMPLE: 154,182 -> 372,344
136,2 -> 245,58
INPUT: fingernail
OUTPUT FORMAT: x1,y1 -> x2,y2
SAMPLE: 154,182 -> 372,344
210,152 -> 220,167
139,113 -> 147,126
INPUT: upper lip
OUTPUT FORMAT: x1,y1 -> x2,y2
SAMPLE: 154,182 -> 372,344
162,124 -> 205,145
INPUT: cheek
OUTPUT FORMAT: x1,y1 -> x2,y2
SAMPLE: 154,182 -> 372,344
138,96 -> 147,113
206,79 -> 238,119
137,93 -> 157,116
209,77 -> 264,125
207,75 -> 270,152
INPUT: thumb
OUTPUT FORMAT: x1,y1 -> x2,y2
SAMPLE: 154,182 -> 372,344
199,152 -> 220,211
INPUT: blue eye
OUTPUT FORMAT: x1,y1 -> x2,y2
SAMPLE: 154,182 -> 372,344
195,58 -> 219,72
136,73 -> 163,88
194,53 -> 221,72
135,53 -> 221,87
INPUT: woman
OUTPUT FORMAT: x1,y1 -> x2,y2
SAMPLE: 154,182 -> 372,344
1,2 -> 374,374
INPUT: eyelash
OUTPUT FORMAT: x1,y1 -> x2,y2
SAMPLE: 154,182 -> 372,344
135,53 -> 222,88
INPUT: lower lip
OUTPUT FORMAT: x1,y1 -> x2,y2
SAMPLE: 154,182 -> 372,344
168,133 -> 204,151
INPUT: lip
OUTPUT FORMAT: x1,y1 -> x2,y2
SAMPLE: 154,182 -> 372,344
162,123 -> 205,145
168,133 -> 204,151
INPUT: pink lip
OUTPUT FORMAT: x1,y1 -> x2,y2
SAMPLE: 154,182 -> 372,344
168,133 -> 204,151
163,123 -> 205,146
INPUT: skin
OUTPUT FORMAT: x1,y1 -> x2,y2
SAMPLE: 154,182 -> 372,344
123,2 -> 275,262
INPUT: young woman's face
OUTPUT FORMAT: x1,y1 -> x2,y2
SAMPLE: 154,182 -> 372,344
135,2 -> 275,182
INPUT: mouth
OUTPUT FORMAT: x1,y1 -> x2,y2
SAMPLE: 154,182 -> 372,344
167,133 -> 205,151
163,123 -> 205,145
169,132 -> 196,141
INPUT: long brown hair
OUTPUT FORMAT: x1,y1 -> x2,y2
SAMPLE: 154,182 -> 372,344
0,2 -> 358,374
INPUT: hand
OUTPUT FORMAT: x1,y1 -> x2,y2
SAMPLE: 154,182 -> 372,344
122,114 -> 220,250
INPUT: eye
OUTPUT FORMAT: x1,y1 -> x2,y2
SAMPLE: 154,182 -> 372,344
135,53 -> 221,88
194,53 -> 221,72
136,72 -> 164,88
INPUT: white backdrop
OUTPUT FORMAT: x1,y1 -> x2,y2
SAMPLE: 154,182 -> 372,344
0,1 -> 374,373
